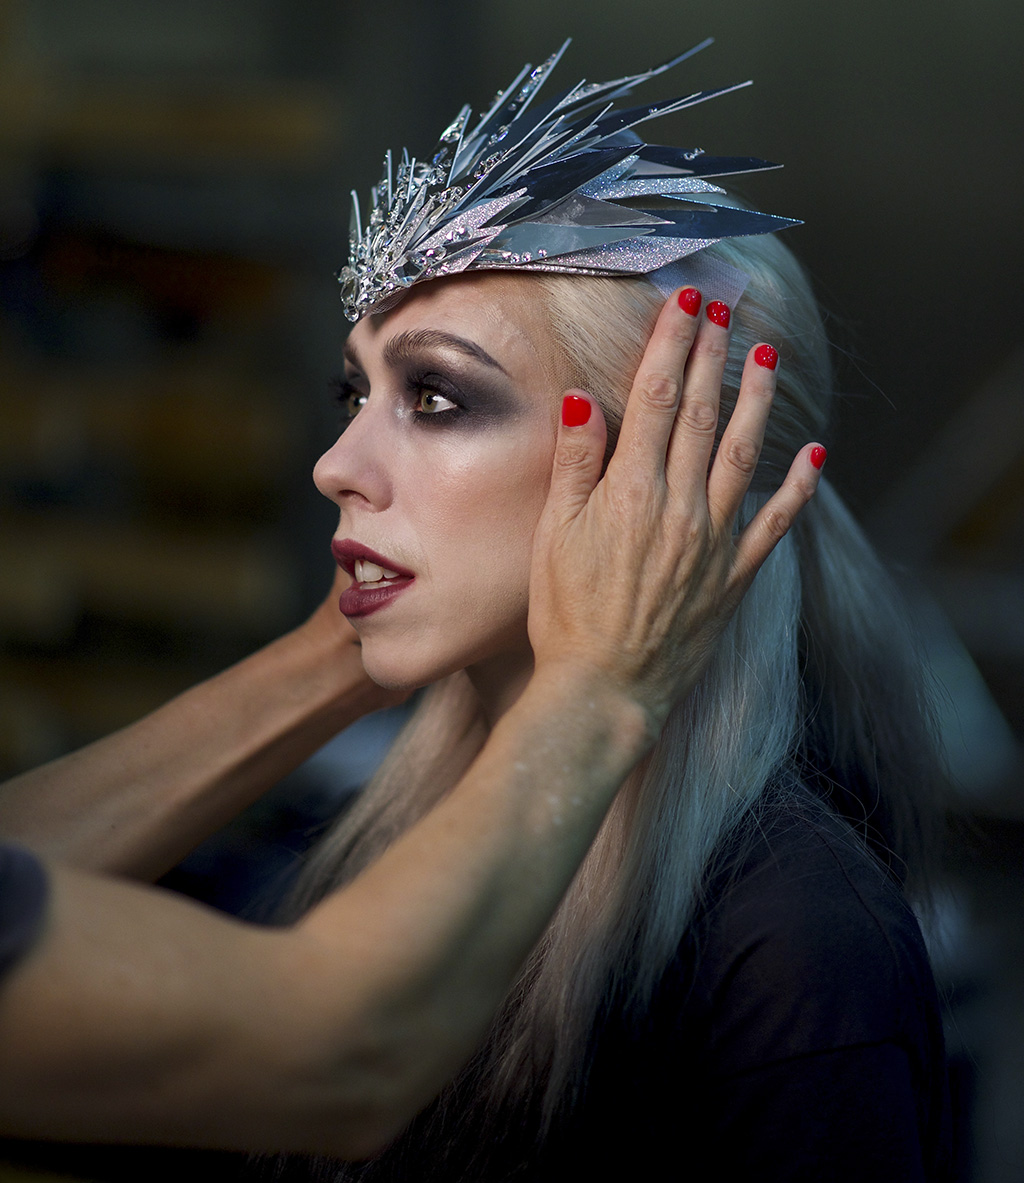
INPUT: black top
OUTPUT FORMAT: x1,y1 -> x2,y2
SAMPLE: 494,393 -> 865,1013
0,842 -> 48,981
334,797 -> 952,1182
546,801 -> 954,1181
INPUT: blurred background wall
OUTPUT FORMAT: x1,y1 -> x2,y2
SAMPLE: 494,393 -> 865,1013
0,2 -> 1022,1180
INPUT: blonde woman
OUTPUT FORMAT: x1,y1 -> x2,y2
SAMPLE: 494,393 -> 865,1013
0,57 -> 815,1172
271,44 -> 951,1181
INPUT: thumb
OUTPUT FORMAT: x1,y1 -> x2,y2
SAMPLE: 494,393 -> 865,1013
544,392 -> 607,530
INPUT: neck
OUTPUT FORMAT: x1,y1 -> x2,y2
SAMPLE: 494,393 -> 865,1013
466,649 -> 536,730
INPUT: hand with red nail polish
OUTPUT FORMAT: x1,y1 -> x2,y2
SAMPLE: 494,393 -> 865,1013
530,289 -> 825,737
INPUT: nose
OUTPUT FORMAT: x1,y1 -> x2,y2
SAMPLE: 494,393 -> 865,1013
313,400 -> 392,511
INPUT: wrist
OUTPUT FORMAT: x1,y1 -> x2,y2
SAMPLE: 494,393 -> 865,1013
523,659 -> 659,769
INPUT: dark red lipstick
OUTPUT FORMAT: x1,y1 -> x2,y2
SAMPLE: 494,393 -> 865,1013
331,539 -> 415,618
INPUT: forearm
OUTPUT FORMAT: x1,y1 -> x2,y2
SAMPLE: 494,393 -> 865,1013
0,616 -> 386,879
292,664 -> 654,1149
0,667 -> 649,1158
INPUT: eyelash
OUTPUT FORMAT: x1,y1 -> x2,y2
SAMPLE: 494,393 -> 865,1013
330,378 -> 367,426
330,373 -> 463,429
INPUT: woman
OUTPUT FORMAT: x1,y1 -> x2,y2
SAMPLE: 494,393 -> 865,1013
265,43 -> 951,1182
0,45 -> 820,1168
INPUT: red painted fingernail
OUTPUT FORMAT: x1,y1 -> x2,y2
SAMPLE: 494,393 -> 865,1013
562,393 -> 592,427
754,344 -> 779,371
678,287 -> 702,316
810,445 -> 827,470
706,300 -> 730,328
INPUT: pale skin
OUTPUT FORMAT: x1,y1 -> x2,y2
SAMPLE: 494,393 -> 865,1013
0,280 -> 823,1157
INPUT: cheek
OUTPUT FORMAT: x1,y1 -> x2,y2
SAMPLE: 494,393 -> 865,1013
429,427 -> 554,559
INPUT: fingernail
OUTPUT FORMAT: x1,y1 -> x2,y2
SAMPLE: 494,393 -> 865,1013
706,300 -> 730,328
678,287 -> 702,316
810,445 -> 827,470
562,394 -> 592,427
754,344 -> 779,371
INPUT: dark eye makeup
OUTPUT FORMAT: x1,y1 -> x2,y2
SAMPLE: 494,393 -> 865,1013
330,377 -> 368,426
330,371 -> 465,430
403,369 -> 468,424
330,359 -> 518,431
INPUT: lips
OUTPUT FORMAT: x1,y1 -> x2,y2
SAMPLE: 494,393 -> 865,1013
331,539 -> 415,618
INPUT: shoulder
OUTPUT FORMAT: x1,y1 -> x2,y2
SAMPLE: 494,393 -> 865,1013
685,800 -> 940,1073
552,799 -> 952,1180
657,800 -> 952,1179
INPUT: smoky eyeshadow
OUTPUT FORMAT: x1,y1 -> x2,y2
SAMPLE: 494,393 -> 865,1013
405,359 -> 523,426
343,333 -> 529,427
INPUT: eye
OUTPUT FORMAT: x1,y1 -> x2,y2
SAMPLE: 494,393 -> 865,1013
342,388 -> 368,419
330,377 -> 367,426
414,386 -> 458,415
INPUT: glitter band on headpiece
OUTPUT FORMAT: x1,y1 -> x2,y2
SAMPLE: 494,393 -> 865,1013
338,38 -> 799,322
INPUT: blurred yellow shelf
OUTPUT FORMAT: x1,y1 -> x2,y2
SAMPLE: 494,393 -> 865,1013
0,355 -> 300,495
0,70 -> 344,168
1,510 -> 297,639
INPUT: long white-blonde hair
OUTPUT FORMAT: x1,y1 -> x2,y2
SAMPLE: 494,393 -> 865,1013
277,231 -> 945,1179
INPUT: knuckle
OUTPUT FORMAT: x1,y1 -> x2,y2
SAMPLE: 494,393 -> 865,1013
678,518 -> 704,550
761,504 -> 794,542
664,311 -> 699,347
678,397 -> 719,435
638,372 -> 681,412
691,333 -> 730,365
795,474 -> 818,501
555,437 -> 594,472
666,499 -> 705,546
722,434 -> 761,476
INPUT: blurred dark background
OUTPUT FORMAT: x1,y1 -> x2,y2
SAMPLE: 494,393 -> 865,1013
0,2 -> 1022,1180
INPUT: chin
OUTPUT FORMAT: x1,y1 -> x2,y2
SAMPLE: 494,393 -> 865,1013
356,612 -> 533,704
358,640 -> 462,694
362,660 -> 432,694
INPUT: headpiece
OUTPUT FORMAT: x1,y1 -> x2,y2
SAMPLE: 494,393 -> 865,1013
338,38 -> 798,322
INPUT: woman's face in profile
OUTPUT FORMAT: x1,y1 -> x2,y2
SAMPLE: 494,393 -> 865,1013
315,273 -> 564,709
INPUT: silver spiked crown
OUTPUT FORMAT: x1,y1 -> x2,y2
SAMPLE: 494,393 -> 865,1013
338,39 -> 799,322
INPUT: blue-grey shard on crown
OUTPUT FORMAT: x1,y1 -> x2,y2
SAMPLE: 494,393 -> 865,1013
337,38 -> 800,322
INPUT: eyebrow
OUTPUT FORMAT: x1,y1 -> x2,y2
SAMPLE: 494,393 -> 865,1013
344,329 -> 509,376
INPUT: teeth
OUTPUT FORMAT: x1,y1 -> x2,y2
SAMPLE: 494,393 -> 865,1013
355,559 -> 400,584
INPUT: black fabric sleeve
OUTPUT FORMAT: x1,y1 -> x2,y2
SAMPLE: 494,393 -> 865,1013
710,1041 -> 928,1181
0,843 -> 49,981
682,807 -> 953,1181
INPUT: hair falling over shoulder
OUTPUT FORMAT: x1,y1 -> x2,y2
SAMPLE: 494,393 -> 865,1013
271,231 -> 949,1182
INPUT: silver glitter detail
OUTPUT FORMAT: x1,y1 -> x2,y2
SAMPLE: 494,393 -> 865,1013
338,39 -> 800,321
583,177 -> 725,199
563,237 -> 719,273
